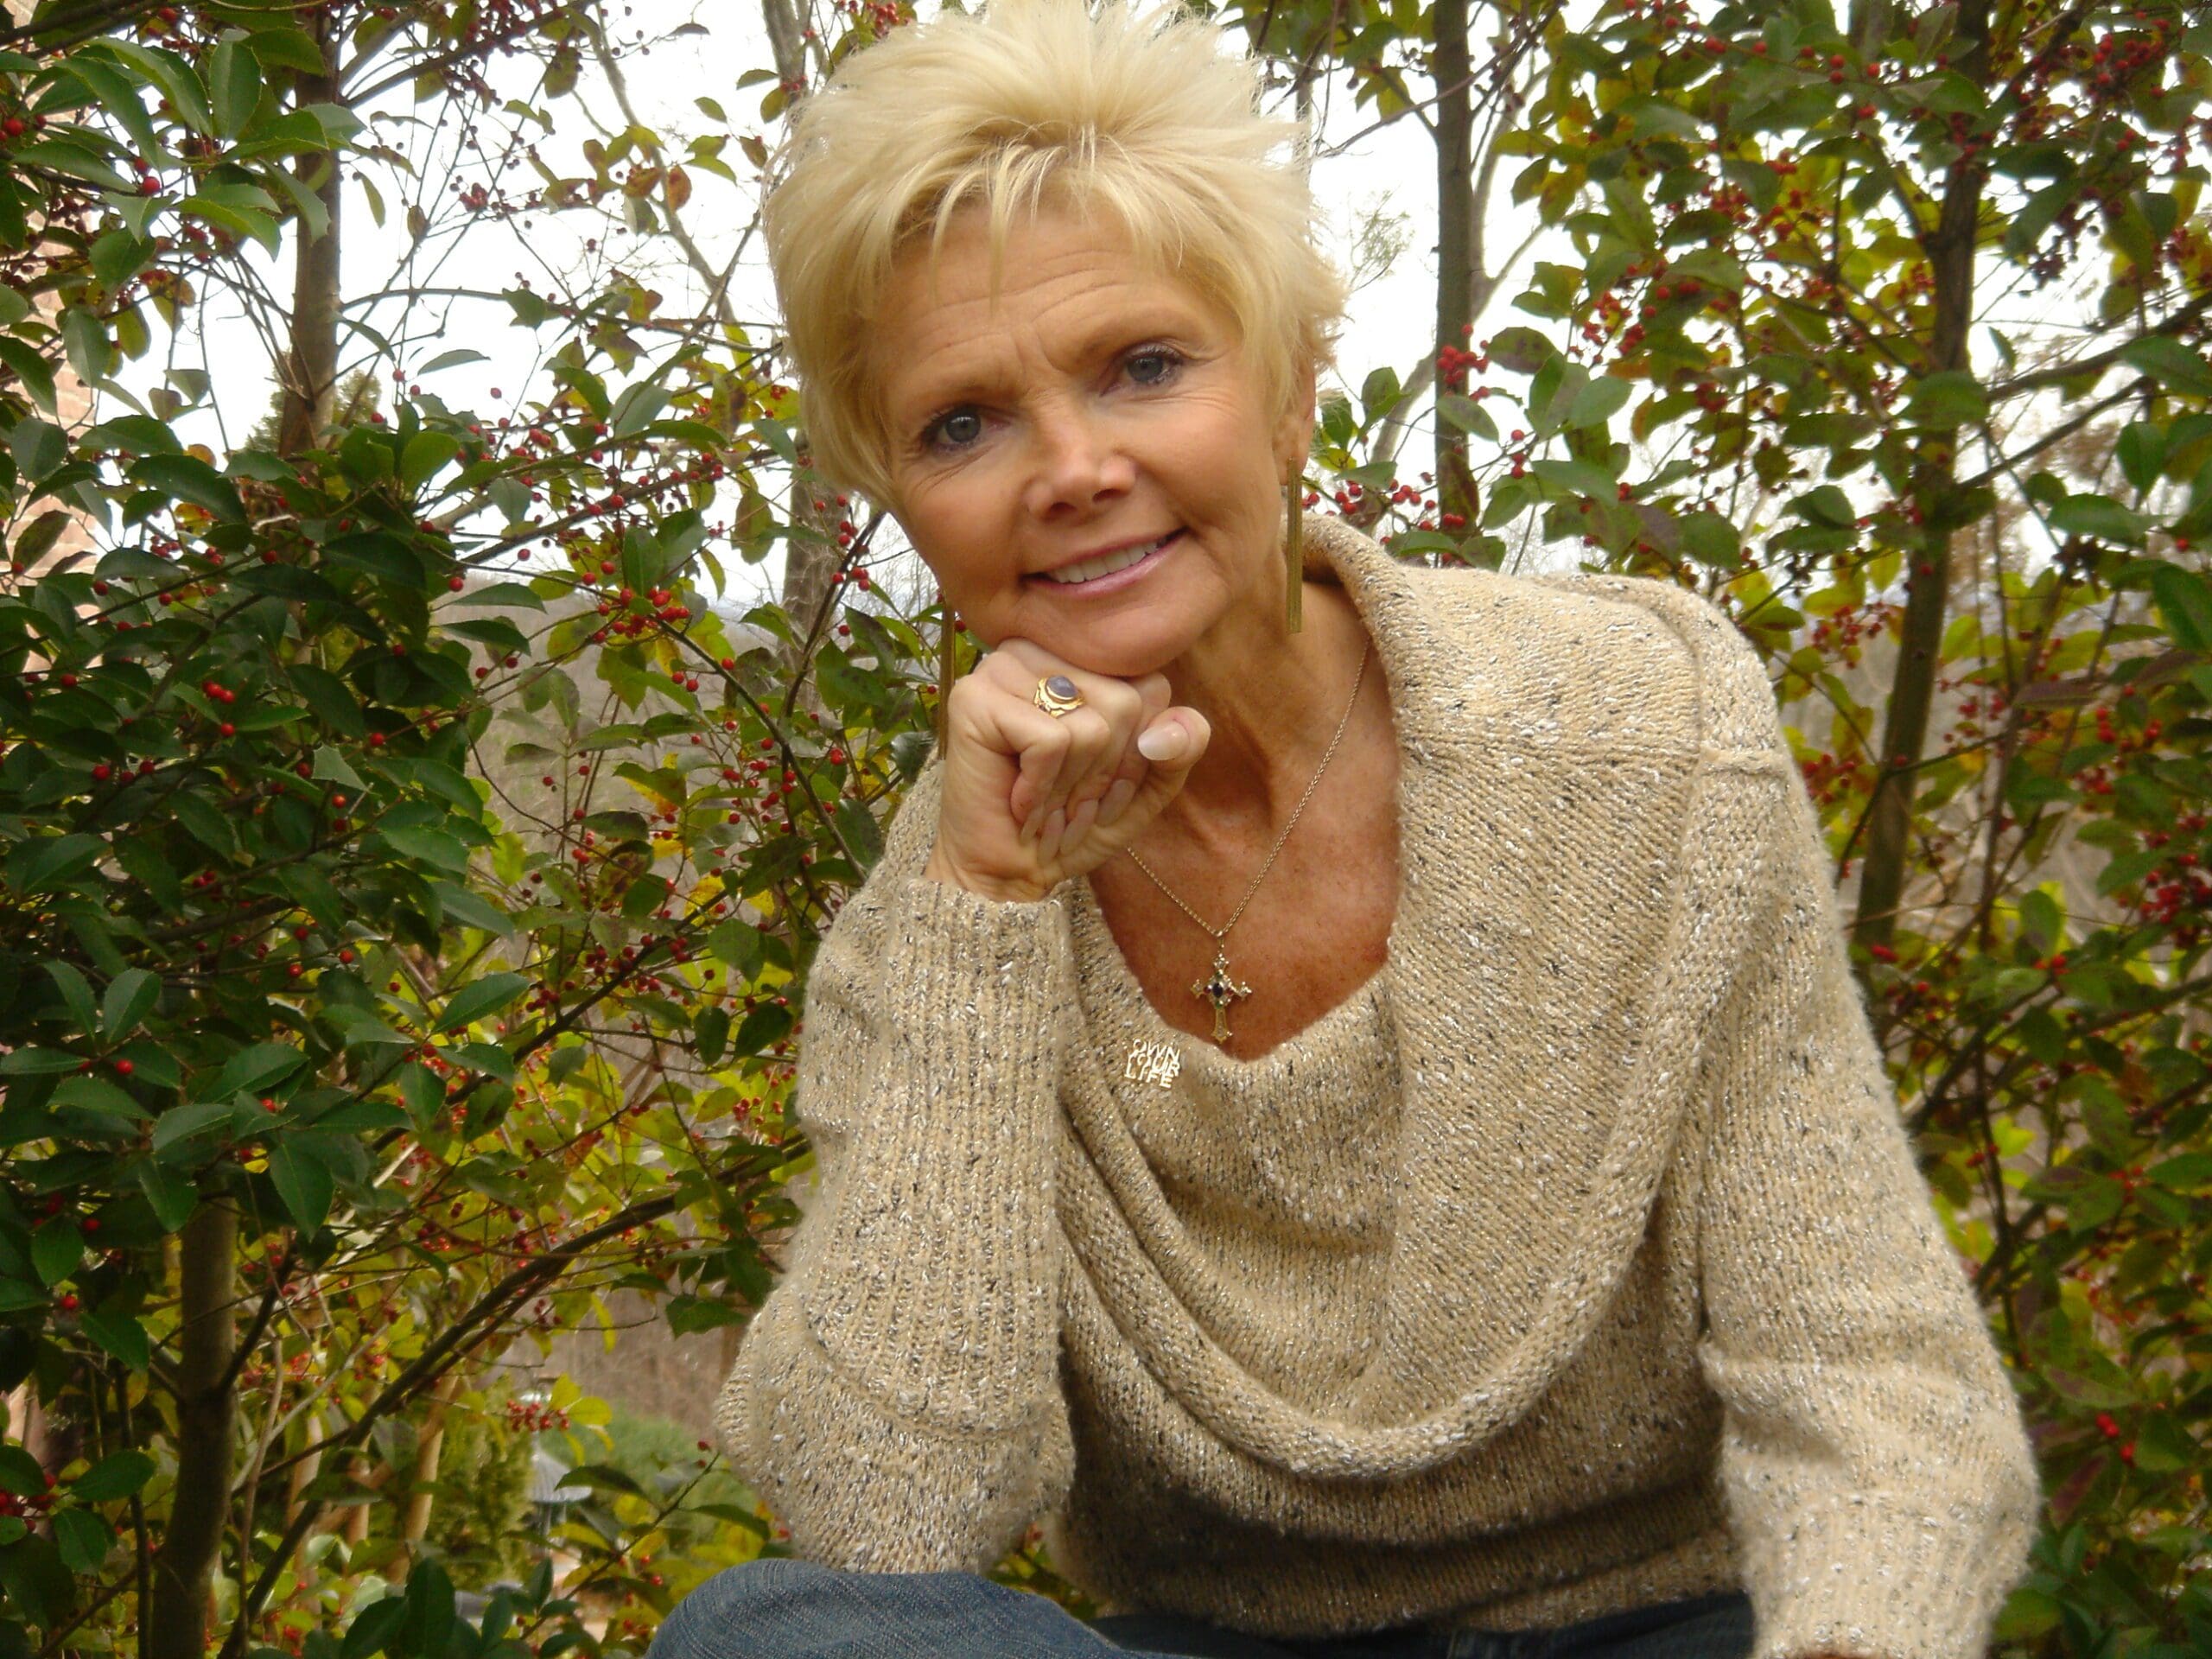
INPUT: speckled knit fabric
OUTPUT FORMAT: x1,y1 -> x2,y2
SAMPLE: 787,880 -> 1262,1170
711,516 -> 2043,1659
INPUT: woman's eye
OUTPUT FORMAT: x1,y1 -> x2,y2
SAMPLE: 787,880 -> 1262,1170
1125,347 -> 1180,386
928,408 -> 984,449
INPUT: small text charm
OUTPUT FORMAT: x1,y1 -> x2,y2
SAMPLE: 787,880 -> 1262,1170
1124,1039 -> 1183,1090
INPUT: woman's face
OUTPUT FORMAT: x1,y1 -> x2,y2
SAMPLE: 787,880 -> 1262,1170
874,205 -> 1308,679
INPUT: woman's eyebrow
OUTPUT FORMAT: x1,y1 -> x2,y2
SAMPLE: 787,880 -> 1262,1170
897,305 -> 1206,415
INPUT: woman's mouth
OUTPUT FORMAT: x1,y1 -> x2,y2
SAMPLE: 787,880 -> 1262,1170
1030,529 -> 1181,594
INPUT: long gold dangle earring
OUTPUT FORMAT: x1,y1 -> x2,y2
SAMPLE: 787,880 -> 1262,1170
934,585 -> 959,750
1283,473 -> 1304,634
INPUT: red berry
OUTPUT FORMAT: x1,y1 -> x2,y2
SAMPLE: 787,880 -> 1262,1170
448,575 -> 465,591
58,1294 -> 79,1313
114,1059 -> 134,1077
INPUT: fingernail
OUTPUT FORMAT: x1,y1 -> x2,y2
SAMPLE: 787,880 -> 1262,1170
1098,777 -> 1137,824
1137,723 -> 1185,762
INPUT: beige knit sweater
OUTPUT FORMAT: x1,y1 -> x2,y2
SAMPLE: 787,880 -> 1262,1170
712,516 -> 2043,1659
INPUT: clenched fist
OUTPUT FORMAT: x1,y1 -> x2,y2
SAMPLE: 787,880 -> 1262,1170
923,638 -> 1212,905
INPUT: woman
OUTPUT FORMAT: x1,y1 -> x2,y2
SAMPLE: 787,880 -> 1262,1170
653,3 -> 2042,1657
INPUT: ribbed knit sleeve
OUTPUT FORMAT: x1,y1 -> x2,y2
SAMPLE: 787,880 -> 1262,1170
1693,730 -> 2044,1659
711,861 -> 1077,1574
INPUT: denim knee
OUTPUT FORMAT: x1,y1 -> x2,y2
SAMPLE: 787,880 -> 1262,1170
652,1559 -> 823,1659
647,1555 -> 1115,1659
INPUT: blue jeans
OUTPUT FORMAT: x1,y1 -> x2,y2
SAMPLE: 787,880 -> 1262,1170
649,1558 -> 1757,1659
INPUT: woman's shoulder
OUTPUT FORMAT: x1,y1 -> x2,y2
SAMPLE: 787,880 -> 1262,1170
1404,553 -> 1783,762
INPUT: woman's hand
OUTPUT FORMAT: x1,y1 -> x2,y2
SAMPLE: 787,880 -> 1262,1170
923,637 -> 1211,904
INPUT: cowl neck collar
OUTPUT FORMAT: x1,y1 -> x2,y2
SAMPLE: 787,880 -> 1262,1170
1053,515 -> 1795,1479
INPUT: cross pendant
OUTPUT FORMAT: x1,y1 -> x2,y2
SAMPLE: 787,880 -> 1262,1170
1191,948 -> 1253,1046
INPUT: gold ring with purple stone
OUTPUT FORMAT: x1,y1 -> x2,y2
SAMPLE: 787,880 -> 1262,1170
1032,674 -> 1084,718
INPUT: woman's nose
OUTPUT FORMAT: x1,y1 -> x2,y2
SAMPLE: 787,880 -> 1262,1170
1021,403 -> 1135,518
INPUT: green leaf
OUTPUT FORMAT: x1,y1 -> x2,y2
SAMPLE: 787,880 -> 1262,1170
555,1463 -> 647,1498
13,511 -> 71,566
92,41 -> 212,133
454,581 -> 546,611
244,26 -> 328,76
311,746 -> 367,791
1681,511 -> 1742,568
60,307 -> 111,386
151,1103 -> 232,1158
400,429 -> 461,492
137,1161 -> 194,1230
268,1138 -> 334,1233
1565,376 -> 1632,429
1486,326 -> 1556,376
2145,562 -> 2212,651
1905,370 -> 1988,426
100,968 -> 160,1042
56,56 -> 159,163
178,193 -> 280,257
208,1042 -> 305,1102
79,1306 -> 149,1371
419,348 -> 488,374
53,1076 -> 150,1121
45,961 -> 97,1036
0,341 -> 58,416
11,833 -> 105,893
377,825 -> 470,874
8,414 -> 66,478
31,1222 -> 82,1287
1789,485 -> 1857,529
51,1507 -> 111,1575
2147,1152 -> 2212,1192
1437,392 -> 1498,442
89,229 -> 153,288
2116,422 -> 2167,494
434,972 -> 529,1034
2050,493 -> 2148,544
2119,336 -> 2212,398
287,663 -> 366,736
694,1005 -> 728,1067
0,1047 -> 79,1077
666,1294 -> 745,1336
208,37 -> 262,137
128,453 -> 245,522
707,920 -> 765,982
70,1450 -> 155,1500
1530,457 -> 1617,499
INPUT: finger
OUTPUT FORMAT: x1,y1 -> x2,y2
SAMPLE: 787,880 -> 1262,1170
1064,793 -> 1101,849
1096,671 -> 1173,821
1022,707 -> 1121,834
1096,774 -> 1139,827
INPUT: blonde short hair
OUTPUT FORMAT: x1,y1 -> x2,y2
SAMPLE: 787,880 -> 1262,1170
762,0 -> 1349,504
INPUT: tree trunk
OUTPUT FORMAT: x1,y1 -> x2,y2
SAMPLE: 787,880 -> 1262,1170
147,1201 -> 237,1659
275,14 -> 342,456
1433,0 -> 1478,531
400,1370 -> 463,1552
1852,0 -> 1989,957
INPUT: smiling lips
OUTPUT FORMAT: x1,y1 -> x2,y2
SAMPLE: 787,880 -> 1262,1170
1038,529 -> 1180,585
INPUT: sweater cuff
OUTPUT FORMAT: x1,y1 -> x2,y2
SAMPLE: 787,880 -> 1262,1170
801,874 -> 1070,1432
1746,1492 -> 2034,1659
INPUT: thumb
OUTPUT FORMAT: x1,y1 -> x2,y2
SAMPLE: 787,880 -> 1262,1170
1135,709 -> 1209,778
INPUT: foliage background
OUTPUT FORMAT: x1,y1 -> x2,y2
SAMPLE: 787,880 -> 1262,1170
0,0 -> 2205,1656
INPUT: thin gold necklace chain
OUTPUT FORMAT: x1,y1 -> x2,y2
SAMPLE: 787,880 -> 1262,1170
1124,640 -> 1371,941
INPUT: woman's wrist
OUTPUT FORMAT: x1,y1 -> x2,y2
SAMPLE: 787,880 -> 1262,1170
923,847 -> 1053,906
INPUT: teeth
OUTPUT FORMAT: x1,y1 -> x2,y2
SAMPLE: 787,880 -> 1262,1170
1043,534 -> 1170,584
